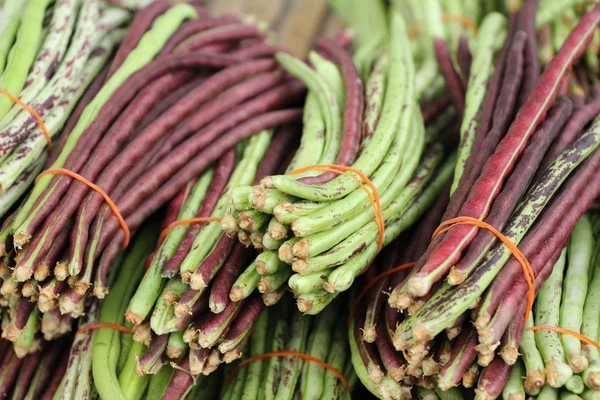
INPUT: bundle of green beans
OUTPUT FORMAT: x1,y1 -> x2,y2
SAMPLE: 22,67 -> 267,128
125,300 -> 357,400
125,131 -> 273,325
329,0 -> 486,90
222,8 -> 458,316
0,0 -> 131,215
352,210 -> 600,400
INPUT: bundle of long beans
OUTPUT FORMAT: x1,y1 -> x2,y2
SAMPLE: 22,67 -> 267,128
496,213 -> 600,399
221,1 -> 460,316
148,298 -> 358,400
0,221 -> 158,400
349,210 -> 461,399
0,0 -> 131,216
348,0 -> 600,398
122,127 -> 302,389
0,1 -> 304,357
218,298 -> 357,400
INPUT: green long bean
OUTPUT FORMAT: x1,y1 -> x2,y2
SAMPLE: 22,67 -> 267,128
0,0 -> 53,120
92,225 -> 158,400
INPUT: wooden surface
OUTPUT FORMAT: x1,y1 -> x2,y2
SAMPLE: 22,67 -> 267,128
206,0 -> 345,56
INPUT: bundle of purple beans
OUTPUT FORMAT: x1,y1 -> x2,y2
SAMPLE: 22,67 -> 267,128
0,299 -> 101,399
349,1 -> 600,399
0,336 -> 74,399
0,1 -> 305,357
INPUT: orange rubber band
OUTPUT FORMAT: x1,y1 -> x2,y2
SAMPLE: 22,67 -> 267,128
289,165 -> 384,251
525,325 -> 600,351
76,322 -> 133,335
408,21 -> 424,39
441,14 -> 479,35
36,168 -> 130,248
348,262 -> 415,325
159,217 -> 223,243
408,15 -> 477,39
225,350 -> 350,391
432,216 -> 535,321
0,89 -> 52,152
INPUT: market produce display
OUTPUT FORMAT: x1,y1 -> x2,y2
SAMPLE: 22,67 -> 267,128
1,0 -> 600,399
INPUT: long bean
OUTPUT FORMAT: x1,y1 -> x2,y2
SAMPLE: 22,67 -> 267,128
274,314 -> 310,400
535,249 -> 573,388
259,305 -> 287,400
582,235 -> 600,390
92,226 -> 157,400
561,215 -> 594,372
0,1 -> 26,76
450,13 -> 506,194
299,302 -> 339,399
520,314 -> 545,395
0,0 -> 53,121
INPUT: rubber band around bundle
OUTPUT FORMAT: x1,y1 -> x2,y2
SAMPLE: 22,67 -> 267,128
288,164 -> 384,251
432,216 -> 535,321
525,325 -> 600,351
0,89 -> 52,152
36,168 -> 130,248
348,262 -> 415,325
408,14 -> 478,39
224,350 -> 351,391
441,14 -> 479,34
76,322 -> 133,335
159,217 -> 223,243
